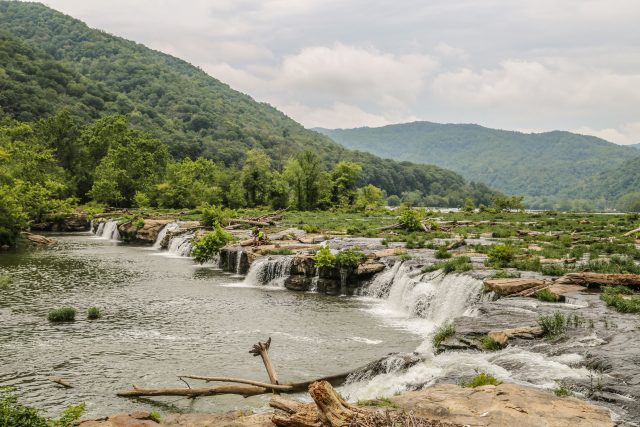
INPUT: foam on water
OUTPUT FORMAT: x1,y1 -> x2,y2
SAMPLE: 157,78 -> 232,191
242,256 -> 294,287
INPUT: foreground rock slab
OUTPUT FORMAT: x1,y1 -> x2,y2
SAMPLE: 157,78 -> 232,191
483,278 -> 546,296
556,272 -> 640,288
391,383 -> 613,427
79,411 -> 274,427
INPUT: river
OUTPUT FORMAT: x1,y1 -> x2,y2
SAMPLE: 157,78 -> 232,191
0,232 -> 422,418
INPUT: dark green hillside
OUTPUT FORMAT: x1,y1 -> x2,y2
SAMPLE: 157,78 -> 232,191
317,122 -> 640,208
0,1 -> 494,204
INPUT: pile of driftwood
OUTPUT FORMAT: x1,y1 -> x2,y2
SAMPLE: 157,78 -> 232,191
225,209 -> 287,229
117,338 -> 448,427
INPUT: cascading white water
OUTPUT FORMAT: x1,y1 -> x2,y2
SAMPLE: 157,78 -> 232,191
243,256 -> 294,287
152,222 -> 180,250
235,249 -> 244,275
95,220 -> 120,240
365,261 -> 402,298
166,231 -> 195,257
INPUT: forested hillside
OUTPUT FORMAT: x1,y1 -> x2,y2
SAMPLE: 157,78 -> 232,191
0,1 -> 494,205
317,122 -> 640,210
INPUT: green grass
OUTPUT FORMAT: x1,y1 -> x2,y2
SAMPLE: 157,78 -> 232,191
87,307 -> 102,320
490,270 -> 521,279
479,335 -> 502,351
463,372 -> 502,388
423,256 -> 473,274
149,411 -> 161,423
600,286 -> 640,314
534,288 -> 558,302
356,396 -> 398,408
537,312 -> 567,338
434,247 -> 452,259
432,322 -> 455,347
47,307 -> 76,322
260,249 -> 294,256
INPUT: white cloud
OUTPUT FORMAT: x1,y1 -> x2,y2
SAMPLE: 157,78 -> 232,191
574,122 -> 640,145
280,102 -> 399,129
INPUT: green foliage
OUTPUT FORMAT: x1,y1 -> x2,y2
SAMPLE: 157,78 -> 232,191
191,226 -> 232,264
479,335 -> 502,351
487,244 -> 515,267
0,275 -> 13,290
490,194 -> 525,212
354,184 -> 384,211
398,207 -> 424,231
50,403 -> 86,427
600,286 -> 640,314
47,307 -> 76,322
423,257 -> 473,274
149,411 -> 161,423
463,372 -> 503,388
554,382 -> 573,397
462,197 -> 475,212
490,270 -> 521,279
432,322 -> 455,347
330,161 -> 362,206
535,288 -> 558,302
0,386 -> 48,427
132,217 -> 145,229
537,312 -> 567,338
434,247 -> 452,259
313,246 -> 336,269
87,307 -> 102,320
199,204 -> 234,227
302,224 -> 320,234
335,247 -> 366,270
133,191 -> 150,208
241,149 -> 272,207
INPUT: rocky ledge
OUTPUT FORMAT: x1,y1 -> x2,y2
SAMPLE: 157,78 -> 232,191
78,382 -> 612,427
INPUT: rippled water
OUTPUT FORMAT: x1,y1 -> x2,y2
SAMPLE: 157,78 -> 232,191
0,233 -> 421,418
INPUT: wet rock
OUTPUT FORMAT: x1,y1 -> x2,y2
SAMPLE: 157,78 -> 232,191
556,272 -> 640,289
391,383 -> 613,427
290,255 -> 315,275
31,212 -> 90,232
483,278 -> 546,296
284,274 -> 312,291
487,326 -> 544,346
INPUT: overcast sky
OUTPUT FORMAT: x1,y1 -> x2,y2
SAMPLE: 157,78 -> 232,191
36,0 -> 640,144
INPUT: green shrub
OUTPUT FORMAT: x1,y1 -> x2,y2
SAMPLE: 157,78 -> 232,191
554,382 -> 573,397
463,372 -> 502,388
491,228 -> 513,238
48,307 -> 76,322
133,217 -> 145,229
199,204 -> 235,227
487,244 -> 515,267
423,257 -> 473,274
434,247 -> 451,259
335,247 -> 366,270
191,226 -> 233,264
535,288 -> 558,302
313,246 -> 336,268
87,307 -> 102,320
479,335 -> 502,351
52,403 -> 86,427
432,322 -> 455,347
0,386 -> 85,427
398,207 -> 424,231
537,312 -> 567,338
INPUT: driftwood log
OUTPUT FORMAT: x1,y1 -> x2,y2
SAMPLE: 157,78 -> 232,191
624,226 -> 640,237
556,272 -> 640,288
49,377 -> 73,388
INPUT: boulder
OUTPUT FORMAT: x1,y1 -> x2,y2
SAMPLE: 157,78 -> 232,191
487,326 -> 544,346
483,278 -> 546,296
298,234 -> 325,244
284,275 -> 312,291
79,411 -> 159,427
20,232 -> 55,246
354,261 -> 385,277
391,383 -> 613,427
136,219 -> 173,243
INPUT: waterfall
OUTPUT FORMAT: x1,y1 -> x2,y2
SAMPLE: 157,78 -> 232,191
166,231 -> 195,257
236,249 -> 245,275
365,261 -> 403,298
152,222 -> 180,250
243,256 -> 294,287
309,271 -> 320,292
94,220 -> 120,240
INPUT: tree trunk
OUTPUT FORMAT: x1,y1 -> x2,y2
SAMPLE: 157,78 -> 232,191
556,272 -> 640,288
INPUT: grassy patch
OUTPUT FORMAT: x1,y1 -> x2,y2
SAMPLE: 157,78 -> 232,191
87,307 -> 102,320
463,372 -> 502,388
48,307 -> 76,322
149,411 -> 161,423
479,335 -> 502,351
432,322 -> 455,347
554,382 -> 573,397
261,249 -> 294,256
534,288 -> 558,302
537,312 -> 567,338
0,274 -> 13,289
490,270 -> 521,279
600,286 -> 640,314
422,256 -> 473,274
434,247 -> 452,259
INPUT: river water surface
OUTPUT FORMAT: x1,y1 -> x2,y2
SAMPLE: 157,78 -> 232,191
0,233 -> 422,417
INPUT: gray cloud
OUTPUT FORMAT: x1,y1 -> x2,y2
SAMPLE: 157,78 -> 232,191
34,0 -> 640,143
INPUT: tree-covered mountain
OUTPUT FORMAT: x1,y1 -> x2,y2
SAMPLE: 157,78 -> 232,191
0,1 -> 495,206
317,122 -> 640,209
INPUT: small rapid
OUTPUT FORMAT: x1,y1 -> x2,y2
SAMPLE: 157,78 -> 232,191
242,256 -> 294,287
150,222 -> 195,257
93,220 -> 120,240
152,222 -> 180,250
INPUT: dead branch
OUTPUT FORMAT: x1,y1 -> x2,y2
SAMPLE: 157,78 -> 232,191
49,377 -> 72,388
178,375 -> 293,391
624,226 -> 640,237
446,239 -> 465,251
250,337 -> 280,394
117,383 -> 267,398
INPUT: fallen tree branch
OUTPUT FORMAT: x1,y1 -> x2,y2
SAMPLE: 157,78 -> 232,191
117,383 -> 267,398
49,377 -> 72,388
624,226 -> 640,237
178,375 -> 293,391
250,337 -> 280,394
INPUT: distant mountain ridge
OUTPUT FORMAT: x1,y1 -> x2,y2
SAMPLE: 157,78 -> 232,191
0,1 -> 495,205
316,122 -> 640,209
